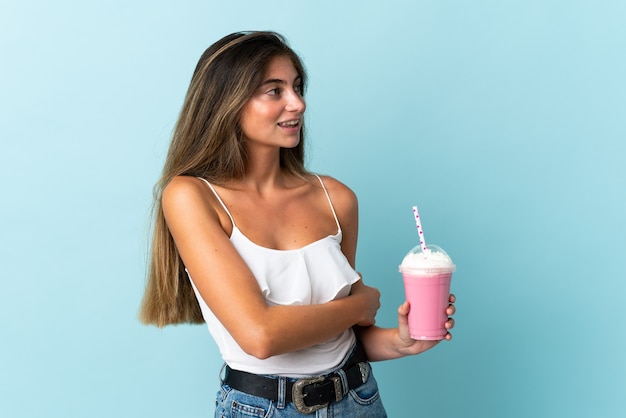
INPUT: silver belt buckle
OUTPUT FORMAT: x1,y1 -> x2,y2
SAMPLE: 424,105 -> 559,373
292,375 -> 342,414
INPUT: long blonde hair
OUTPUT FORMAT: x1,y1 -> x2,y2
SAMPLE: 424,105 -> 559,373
139,31 -> 309,326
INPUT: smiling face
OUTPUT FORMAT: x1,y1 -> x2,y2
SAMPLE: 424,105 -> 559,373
239,55 -> 306,152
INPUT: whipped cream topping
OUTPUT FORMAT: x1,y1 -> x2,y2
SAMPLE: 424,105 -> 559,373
399,246 -> 455,273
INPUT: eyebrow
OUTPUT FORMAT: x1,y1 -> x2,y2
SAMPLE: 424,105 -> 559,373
260,76 -> 302,86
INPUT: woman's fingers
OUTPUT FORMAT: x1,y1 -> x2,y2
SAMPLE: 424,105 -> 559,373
445,317 -> 455,330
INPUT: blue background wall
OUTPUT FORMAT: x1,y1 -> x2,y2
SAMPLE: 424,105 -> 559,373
1,1 -> 624,417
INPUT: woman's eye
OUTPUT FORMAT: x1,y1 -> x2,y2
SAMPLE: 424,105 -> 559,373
267,88 -> 280,96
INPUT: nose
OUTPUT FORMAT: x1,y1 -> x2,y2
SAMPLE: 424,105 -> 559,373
286,89 -> 306,113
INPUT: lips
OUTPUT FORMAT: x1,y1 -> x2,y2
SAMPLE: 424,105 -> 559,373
277,119 -> 300,128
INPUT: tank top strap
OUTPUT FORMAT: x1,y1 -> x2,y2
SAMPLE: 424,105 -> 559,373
196,177 -> 236,228
313,174 -> 341,234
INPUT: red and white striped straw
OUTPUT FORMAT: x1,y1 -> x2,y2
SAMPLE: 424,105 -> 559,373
412,206 -> 427,253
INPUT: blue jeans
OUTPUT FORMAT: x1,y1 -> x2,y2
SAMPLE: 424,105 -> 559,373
214,355 -> 387,417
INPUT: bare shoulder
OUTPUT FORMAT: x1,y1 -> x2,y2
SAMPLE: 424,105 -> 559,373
315,174 -> 359,261
316,174 -> 358,219
163,176 -> 207,205
161,176 -> 218,221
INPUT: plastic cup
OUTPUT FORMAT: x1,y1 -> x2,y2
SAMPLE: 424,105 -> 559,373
399,244 -> 456,340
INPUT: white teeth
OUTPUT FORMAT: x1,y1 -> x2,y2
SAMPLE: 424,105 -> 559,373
279,120 -> 299,127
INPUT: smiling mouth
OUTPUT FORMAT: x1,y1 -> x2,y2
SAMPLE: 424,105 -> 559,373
278,120 -> 300,128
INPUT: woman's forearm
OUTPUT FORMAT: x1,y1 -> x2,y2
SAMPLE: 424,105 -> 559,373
237,294 -> 373,359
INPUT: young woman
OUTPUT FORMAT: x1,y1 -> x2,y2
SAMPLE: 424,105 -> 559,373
140,31 -> 456,417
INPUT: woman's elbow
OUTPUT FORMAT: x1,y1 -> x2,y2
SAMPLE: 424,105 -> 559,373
236,327 -> 277,360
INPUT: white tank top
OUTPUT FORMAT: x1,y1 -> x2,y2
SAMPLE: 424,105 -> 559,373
187,175 -> 360,377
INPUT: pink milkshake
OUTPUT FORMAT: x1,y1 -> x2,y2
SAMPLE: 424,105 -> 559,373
399,244 -> 455,340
